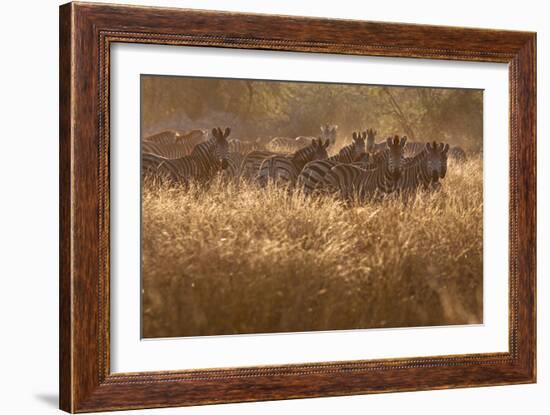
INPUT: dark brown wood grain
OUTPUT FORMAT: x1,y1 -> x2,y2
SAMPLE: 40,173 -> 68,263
59,2 -> 536,413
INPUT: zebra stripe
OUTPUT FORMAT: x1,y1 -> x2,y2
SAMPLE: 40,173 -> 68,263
144,129 -> 206,144
220,152 -> 245,182
141,152 -> 166,176
143,129 -> 180,144
228,138 -> 263,154
267,136 -> 310,152
146,127 -> 231,183
402,141 -> 466,162
397,142 -> 449,194
239,150 -> 280,180
324,136 -> 407,202
142,142 -> 195,159
448,146 -> 467,162
402,142 -> 427,158
257,139 -> 330,187
297,131 -> 366,194
142,129 -> 208,158
267,124 -> 338,152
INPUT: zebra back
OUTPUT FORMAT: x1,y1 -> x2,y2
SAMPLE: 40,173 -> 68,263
239,150 -> 279,179
228,138 -> 263,154
258,139 -> 330,187
403,141 -> 429,158
297,131 -> 365,194
397,142 -> 450,194
297,159 -> 341,194
448,146 -> 467,162
175,129 -> 207,144
257,155 -> 299,187
142,141 -> 195,159
221,152 -> 245,181
141,153 -> 166,176
267,136 -> 308,152
325,136 -> 406,201
143,129 -> 180,144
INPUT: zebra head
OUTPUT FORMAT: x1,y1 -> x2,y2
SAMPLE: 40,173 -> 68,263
366,128 -> 377,153
211,127 -> 231,170
425,142 -> 450,182
385,135 -> 407,180
320,124 -> 338,147
351,131 -> 367,159
311,138 -> 330,161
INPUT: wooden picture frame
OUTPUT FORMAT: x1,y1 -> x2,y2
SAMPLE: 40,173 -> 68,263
59,2 -> 536,412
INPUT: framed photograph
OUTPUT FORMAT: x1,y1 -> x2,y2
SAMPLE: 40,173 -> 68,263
59,2 -> 536,412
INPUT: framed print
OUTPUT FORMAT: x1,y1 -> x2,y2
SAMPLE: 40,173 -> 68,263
59,2 -> 536,413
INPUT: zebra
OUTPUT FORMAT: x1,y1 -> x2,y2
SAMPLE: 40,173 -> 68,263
220,151 -> 245,182
228,138 -> 264,154
324,135 -> 407,202
144,129 -> 206,144
257,138 -> 330,187
141,152 -> 166,177
365,128 -> 389,154
294,124 -> 338,148
267,124 -> 338,152
143,129 -> 180,144
142,142 -> 194,159
176,129 -> 208,144
152,127 -> 231,183
297,131 -> 367,194
142,129 -> 208,158
239,150 -> 282,180
401,140 -> 466,162
397,141 -> 449,195
448,146 -> 467,162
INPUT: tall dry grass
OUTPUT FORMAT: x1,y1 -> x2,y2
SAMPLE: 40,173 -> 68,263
141,157 -> 483,338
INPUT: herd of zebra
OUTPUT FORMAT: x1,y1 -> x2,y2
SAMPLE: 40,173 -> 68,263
142,124 -> 467,202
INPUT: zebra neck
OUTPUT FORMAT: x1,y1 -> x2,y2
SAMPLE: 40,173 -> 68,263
192,140 -> 218,174
418,157 -> 434,185
406,151 -> 432,185
377,152 -> 399,192
291,148 -> 315,172
334,146 -> 354,163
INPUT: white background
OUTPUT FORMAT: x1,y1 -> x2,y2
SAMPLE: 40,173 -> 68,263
111,45 -> 509,372
0,0 -> 546,414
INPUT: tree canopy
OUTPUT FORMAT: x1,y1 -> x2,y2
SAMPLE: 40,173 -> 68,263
141,75 -> 483,152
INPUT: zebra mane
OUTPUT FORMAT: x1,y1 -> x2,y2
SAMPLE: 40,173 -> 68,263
335,143 -> 355,161
190,137 -> 215,156
291,141 -> 317,163
403,148 -> 429,166
369,148 -> 389,165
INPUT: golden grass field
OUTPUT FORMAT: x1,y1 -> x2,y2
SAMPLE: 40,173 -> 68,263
141,157 -> 483,338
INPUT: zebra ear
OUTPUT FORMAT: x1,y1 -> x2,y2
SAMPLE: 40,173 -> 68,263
386,137 -> 392,147
362,132 -> 367,140
224,127 -> 231,139
324,139 -> 330,149
352,132 -> 357,141
211,128 -> 219,139
400,136 -> 407,147
425,142 -> 432,151
443,143 -> 450,154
